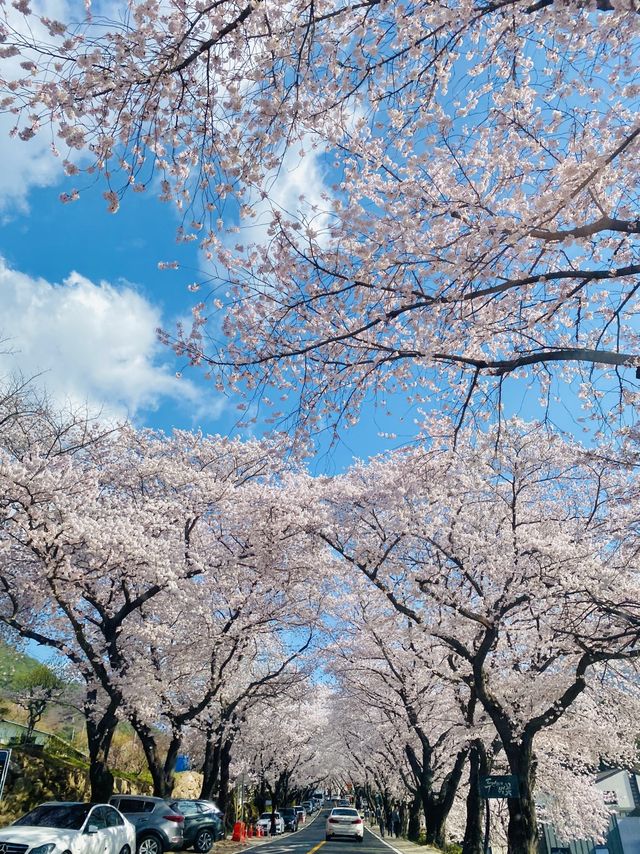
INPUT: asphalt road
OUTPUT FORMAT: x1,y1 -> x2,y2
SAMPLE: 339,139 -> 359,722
249,811 -> 391,854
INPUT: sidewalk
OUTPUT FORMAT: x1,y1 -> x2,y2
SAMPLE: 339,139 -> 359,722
365,821 -> 441,854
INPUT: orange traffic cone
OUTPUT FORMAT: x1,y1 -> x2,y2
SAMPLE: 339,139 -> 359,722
232,822 -> 246,842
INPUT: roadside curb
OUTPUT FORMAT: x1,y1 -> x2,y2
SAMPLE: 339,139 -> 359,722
365,825 -> 441,854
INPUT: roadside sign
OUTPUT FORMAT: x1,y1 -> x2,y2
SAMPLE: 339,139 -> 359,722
0,749 -> 11,800
480,774 -> 519,799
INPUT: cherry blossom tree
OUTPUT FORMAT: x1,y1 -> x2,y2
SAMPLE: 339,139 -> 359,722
323,585 -> 484,848
306,420 -> 640,854
188,625 -> 316,821
0,406 -> 302,798
235,684 -> 333,829
1,3 -> 639,430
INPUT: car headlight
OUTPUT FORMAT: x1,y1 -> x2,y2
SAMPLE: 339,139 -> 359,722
30,844 -> 57,854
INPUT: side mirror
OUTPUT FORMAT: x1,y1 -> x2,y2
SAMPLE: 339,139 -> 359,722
86,825 -> 99,835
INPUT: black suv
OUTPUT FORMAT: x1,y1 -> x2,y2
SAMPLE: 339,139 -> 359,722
169,799 -> 224,852
279,807 -> 298,832
109,795 -> 185,854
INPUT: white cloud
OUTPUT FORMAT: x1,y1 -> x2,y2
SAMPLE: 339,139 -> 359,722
0,0 -> 78,213
0,258 -> 223,422
238,135 -> 331,248
0,124 -> 65,215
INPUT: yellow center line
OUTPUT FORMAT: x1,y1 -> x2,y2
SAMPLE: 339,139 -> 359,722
307,842 -> 327,854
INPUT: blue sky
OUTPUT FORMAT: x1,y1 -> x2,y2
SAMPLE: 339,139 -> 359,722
0,139 -> 416,473
0,4 -> 620,474
0,151 -> 604,474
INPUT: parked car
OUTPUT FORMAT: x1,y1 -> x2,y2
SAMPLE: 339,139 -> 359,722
278,809 -> 298,833
293,806 -> 305,825
109,796 -> 184,854
167,800 -> 223,852
0,801 -> 136,854
301,801 -> 313,814
255,813 -> 284,835
325,808 -> 364,843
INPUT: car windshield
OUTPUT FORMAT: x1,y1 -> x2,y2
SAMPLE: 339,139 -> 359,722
15,804 -> 92,830
332,809 -> 358,817
259,814 -> 279,820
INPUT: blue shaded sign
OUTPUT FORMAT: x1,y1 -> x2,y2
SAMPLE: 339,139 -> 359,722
175,755 -> 190,772
480,775 -> 519,799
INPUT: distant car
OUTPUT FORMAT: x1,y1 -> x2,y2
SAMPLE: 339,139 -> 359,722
278,809 -> 298,832
337,799 -> 350,807
325,807 -> 364,843
168,800 -> 223,852
1,801 -> 136,854
109,795 -> 184,854
293,806 -> 305,825
302,801 -> 313,814
256,813 -> 284,835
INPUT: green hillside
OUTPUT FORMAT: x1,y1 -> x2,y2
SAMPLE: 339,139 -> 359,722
0,641 -> 43,690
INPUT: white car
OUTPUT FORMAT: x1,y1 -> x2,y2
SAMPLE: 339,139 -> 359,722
0,802 -> 137,854
256,812 -> 284,835
325,808 -> 364,842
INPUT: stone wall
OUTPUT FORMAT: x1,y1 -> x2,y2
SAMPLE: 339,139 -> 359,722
0,746 -> 152,825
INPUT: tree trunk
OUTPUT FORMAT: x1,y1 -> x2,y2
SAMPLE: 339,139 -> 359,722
407,795 -> 421,842
85,694 -> 118,802
506,740 -> 538,854
219,739 -> 233,832
462,741 -> 487,854
132,717 -> 176,798
255,779 -> 267,815
409,744 -> 467,849
160,733 -> 181,799
424,804 -> 447,850
199,732 -> 222,800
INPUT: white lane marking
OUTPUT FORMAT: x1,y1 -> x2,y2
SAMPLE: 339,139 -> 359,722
363,827 -> 405,854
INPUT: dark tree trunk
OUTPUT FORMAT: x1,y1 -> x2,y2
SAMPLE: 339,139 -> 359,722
199,732 -> 222,800
85,693 -> 118,802
463,741 -> 487,854
407,741 -> 467,849
505,740 -> 538,854
255,779 -> 267,815
160,733 -> 181,798
407,795 -> 421,842
398,801 -> 407,838
424,804 -> 447,849
219,740 -> 233,832
132,717 -> 177,798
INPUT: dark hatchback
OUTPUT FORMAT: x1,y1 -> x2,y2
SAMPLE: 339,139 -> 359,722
168,800 -> 224,852
279,808 -> 298,832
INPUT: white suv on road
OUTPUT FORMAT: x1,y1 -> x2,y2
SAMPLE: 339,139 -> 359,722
325,808 -> 364,843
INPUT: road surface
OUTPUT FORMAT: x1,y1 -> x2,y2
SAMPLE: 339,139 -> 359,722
248,810 -> 395,854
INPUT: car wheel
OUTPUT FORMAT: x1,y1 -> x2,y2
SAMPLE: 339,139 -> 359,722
194,829 -> 214,853
137,835 -> 164,854
326,835 -> 332,841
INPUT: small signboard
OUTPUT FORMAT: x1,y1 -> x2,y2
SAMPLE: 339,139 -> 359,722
480,774 -> 519,799
0,749 -> 11,800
